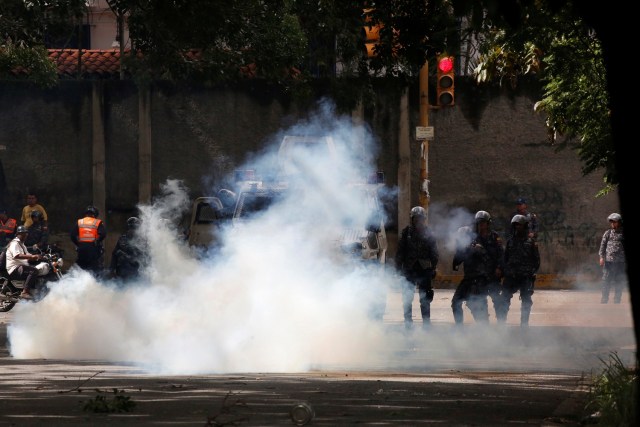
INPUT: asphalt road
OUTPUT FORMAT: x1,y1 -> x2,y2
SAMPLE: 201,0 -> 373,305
0,289 -> 635,426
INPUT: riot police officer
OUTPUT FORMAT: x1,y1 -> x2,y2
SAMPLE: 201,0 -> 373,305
497,214 -> 540,326
451,210 -> 503,325
110,216 -> 146,281
395,206 -> 439,329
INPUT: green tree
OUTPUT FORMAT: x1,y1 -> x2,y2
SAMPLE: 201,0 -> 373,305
106,0 -> 308,86
102,1 -> 459,102
0,0 -> 87,86
468,2 -> 615,189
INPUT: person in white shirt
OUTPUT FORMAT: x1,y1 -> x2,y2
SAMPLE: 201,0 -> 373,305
6,225 -> 43,299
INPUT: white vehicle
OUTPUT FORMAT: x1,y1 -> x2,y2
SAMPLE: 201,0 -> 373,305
335,181 -> 388,265
232,135 -> 388,265
188,135 -> 389,266
186,196 -> 225,248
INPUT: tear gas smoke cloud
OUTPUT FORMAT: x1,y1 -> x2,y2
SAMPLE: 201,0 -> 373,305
9,102 -> 396,374
7,100 -> 634,374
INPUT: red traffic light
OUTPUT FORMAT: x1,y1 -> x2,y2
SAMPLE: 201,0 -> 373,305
436,56 -> 455,106
438,57 -> 454,73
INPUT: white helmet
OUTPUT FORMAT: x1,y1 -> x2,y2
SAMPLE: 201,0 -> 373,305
410,206 -> 427,219
607,213 -> 622,222
511,214 -> 528,225
475,210 -> 491,223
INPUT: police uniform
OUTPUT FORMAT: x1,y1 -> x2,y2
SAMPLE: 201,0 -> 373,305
110,231 -> 144,280
451,225 -> 502,325
498,230 -> 540,325
395,220 -> 439,327
477,229 -> 504,319
509,198 -> 539,240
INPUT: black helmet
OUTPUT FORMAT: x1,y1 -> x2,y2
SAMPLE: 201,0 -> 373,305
85,205 -> 99,217
30,210 -> 43,219
16,225 -> 29,234
126,216 -> 141,229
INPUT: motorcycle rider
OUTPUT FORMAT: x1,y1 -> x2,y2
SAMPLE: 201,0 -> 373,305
395,206 -> 439,329
110,216 -> 146,281
25,210 -> 49,251
497,214 -> 540,326
451,210 -> 503,325
70,205 -> 106,277
6,225 -> 44,299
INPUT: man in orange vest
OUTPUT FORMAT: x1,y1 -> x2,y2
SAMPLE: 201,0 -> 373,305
0,208 -> 18,250
70,205 -> 106,276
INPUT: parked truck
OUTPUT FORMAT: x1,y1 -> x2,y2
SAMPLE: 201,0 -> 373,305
187,135 -> 388,266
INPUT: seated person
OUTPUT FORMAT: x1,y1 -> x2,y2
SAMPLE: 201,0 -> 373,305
25,210 -> 49,252
6,226 -> 44,299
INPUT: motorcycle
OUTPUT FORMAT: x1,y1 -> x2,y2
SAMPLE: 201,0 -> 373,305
0,244 -> 65,312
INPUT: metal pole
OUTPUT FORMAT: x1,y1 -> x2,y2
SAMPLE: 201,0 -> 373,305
118,13 -> 125,80
418,61 -> 430,216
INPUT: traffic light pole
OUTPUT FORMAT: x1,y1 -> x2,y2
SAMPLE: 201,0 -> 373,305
418,61 -> 430,217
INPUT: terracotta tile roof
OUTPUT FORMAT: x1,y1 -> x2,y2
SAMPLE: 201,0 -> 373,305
48,49 -> 124,78
45,48 -> 208,78
12,49 -> 297,80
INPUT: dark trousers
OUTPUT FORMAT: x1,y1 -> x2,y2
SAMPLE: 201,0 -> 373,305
401,269 -> 433,324
451,277 -> 489,324
601,262 -> 626,303
497,276 -> 534,325
486,280 -> 502,320
76,244 -> 104,276
9,264 -> 38,293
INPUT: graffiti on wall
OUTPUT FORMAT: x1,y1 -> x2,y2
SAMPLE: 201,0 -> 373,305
495,186 -> 602,253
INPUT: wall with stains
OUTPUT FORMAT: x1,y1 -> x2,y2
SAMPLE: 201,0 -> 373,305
0,78 -> 618,284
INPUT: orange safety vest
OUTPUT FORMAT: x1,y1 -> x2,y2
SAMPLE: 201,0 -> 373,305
77,217 -> 102,243
0,218 -> 17,236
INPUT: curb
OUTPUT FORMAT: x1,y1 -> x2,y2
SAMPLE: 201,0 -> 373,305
434,274 -> 601,290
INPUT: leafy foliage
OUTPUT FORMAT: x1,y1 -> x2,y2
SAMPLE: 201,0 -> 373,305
83,388 -> 136,413
1,0 -> 87,86
585,352 -> 638,426
469,1 -> 615,187
1,0 -> 618,188
115,0 -> 308,86
0,40 -> 58,87
0,0 -> 86,47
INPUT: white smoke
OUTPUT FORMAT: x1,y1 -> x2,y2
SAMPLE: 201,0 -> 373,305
8,102 -> 399,374
7,101 -> 634,375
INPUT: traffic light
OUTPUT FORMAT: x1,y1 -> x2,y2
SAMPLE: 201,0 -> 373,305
363,8 -> 380,58
436,56 -> 455,106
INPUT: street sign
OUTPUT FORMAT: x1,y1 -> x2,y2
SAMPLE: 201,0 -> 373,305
416,126 -> 434,140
